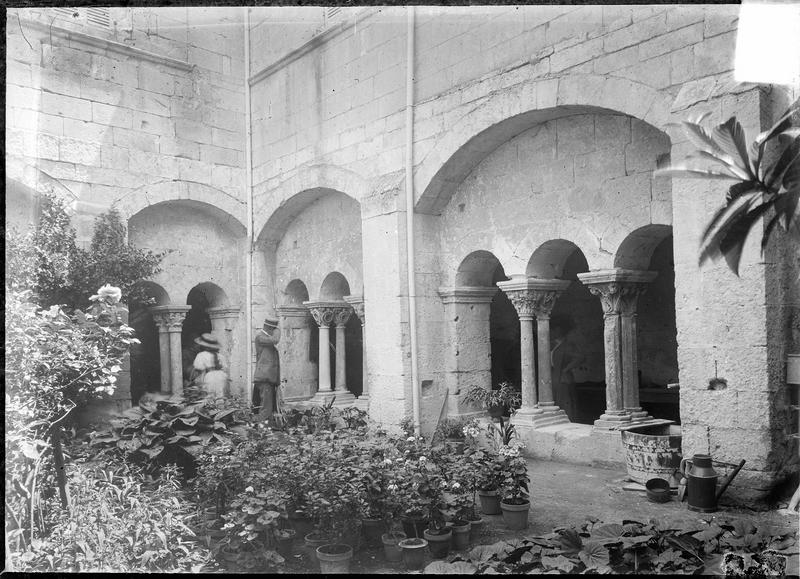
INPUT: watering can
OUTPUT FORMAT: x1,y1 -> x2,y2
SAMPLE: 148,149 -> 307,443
678,454 -> 746,513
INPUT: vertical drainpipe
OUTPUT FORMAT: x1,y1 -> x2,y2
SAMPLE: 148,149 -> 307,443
405,6 -> 421,435
243,7 -> 254,399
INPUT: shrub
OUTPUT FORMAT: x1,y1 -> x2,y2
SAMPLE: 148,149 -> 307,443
9,463 -> 211,573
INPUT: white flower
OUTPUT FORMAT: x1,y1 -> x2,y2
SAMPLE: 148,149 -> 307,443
245,486 -> 254,493
222,522 -> 234,530
418,456 -> 427,463
451,482 -> 461,490
383,459 -> 393,466
387,484 -> 399,492
89,284 -> 122,304
441,481 -> 448,488
407,436 -> 416,442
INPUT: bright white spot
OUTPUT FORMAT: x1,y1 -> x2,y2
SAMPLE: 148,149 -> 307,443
735,2 -> 800,86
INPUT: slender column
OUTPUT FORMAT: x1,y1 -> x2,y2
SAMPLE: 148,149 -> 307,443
578,270 -> 656,430
620,284 -> 652,420
498,276 -> 570,427
334,307 -> 353,392
154,319 -> 171,394
150,305 -> 191,396
344,295 -> 368,410
304,301 -> 357,406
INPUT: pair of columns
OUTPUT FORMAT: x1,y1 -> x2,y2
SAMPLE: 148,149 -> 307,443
301,297 -> 367,408
150,305 -> 240,397
495,269 -> 656,430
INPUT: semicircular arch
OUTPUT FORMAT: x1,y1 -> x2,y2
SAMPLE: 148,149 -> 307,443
416,74 -> 672,215
613,224 -> 674,270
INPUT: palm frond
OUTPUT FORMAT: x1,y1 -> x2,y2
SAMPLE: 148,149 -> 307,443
765,137 -> 800,189
711,117 -> 755,179
653,167 -> 739,181
686,150 -> 752,180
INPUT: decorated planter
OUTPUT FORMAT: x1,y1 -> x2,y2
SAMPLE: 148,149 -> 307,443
401,515 -> 429,538
304,531 -> 332,560
477,490 -> 502,515
449,519 -> 471,550
316,543 -> 353,574
500,499 -> 530,530
423,527 -> 453,559
362,517 -> 386,546
398,537 -> 428,570
467,516 -> 485,542
381,531 -> 407,563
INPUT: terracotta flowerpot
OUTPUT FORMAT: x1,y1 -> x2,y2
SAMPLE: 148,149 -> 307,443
288,510 -> 315,537
275,529 -> 296,559
362,517 -> 386,547
316,543 -> 353,574
423,527 -> 453,559
401,515 -> 429,538
467,516 -> 485,542
478,490 -> 502,515
449,519 -> 471,550
398,537 -> 428,570
500,499 -> 530,530
304,531 -> 332,560
381,532 -> 407,563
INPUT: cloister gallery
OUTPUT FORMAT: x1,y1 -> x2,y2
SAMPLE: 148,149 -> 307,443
6,5 -> 799,504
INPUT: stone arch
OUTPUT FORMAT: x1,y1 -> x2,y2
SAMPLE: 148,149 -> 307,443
613,224 -> 674,270
114,180 -> 247,234
282,279 -> 310,305
132,280 -> 171,306
319,272 -> 351,301
415,74 -> 672,215
456,250 -> 507,287
188,282 -> 229,309
527,239 -> 590,279
254,165 -> 367,247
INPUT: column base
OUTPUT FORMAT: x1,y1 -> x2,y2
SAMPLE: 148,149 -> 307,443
513,407 -> 569,428
308,389 -> 359,407
593,411 -> 632,431
353,395 -> 369,411
625,407 -> 652,422
513,406 -> 545,420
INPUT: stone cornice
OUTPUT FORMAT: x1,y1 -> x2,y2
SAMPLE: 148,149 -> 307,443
496,275 -> 571,294
21,18 -> 194,72
576,269 -> 657,286
149,305 -> 192,314
303,300 -> 352,327
248,7 -> 372,87
437,286 -> 498,304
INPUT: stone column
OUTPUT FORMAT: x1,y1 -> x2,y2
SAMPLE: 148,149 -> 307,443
497,276 -> 571,427
304,301 -> 357,406
437,287 -> 498,418
275,305 -> 317,401
334,307 -> 353,392
619,288 -> 652,421
578,270 -> 656,430
152,315 -> 171,394
150,305 -> 191,396
207,306 -> 240,396
344,295 -> 369,411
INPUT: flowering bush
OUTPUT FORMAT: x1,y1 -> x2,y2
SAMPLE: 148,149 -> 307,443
217,486 -> 287,570
486,421 -> 530,503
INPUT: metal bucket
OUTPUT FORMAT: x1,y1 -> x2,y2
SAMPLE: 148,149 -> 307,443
620,424 -> 682,488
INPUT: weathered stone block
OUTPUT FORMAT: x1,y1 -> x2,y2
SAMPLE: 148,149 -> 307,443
63,119 -> 112,142
555,115 -> 595,158
92,101 -> 132,128
692,31 -> 736,77
603,12 -> 668,53
638,22 -> 703,61
138,67 -> 175,95
41,92 -> 92,121
112,126 -> 159,152
58,137 -> 102,165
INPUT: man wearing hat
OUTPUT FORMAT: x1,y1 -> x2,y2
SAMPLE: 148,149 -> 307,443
253,318 -> 281,424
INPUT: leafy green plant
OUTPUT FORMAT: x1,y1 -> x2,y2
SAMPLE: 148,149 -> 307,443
9,463 -> 211,573
5,287 -> 137,555
464,382 -> 521,412
434,417 -> 467,441
656,108 -> 799,275
90,396 -> 250,478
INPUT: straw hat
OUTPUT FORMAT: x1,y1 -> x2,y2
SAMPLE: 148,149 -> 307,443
264,317 -> 279,329
194,333 -> 221,351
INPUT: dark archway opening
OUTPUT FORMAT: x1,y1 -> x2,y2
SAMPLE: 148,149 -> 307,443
490,263 -> 520,389
345,315 -> 363,396
128,283 -> 168,405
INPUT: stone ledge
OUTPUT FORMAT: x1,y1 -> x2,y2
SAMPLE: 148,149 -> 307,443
515,421 -> 626,468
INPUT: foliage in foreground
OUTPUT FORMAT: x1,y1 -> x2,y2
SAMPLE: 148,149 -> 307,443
9,463 -> 212,573
657,108 -> 799,275
427,517 -> 796,575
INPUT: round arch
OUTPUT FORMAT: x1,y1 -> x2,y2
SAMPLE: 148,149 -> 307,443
115,180 -> 247,235
131,280 -> 171,306
415,74 -> 672,215
527,239 -> 589,279
319,272 -> 351,301
282,279 -> 310,305
456,250 -> 507,287
254,164 -> 367,248
188,282 -> 229,309
613,224 -> 674,270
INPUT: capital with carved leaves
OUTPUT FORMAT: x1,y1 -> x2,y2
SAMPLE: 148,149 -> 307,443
303,300 -> 352,328
150,305 -> 192,331
576,270 -> 656,316
496,275 -> 571,319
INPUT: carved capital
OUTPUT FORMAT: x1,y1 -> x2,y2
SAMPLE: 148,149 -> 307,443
497,276 -> 570,320
303,300 -> 351,328
577,270 -> 656,316
207,306 -> 241,320
150,305 -> 191,331
343,295 -> 365,324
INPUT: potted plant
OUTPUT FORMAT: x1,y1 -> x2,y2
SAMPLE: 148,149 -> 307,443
464,382 -> 521,418
434,417 -> 467,453
398,537 -> 428,570
490,422 -> 531,530
470,442 -> 505,515
274,527 -> 296,559
316,542 -> 354,574
381,523 -> 407,563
